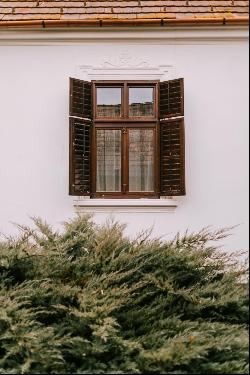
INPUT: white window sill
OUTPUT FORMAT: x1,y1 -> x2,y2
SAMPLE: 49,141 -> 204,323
73,197 -> 178,213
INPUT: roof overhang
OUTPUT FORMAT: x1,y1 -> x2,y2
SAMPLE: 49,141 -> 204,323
0,17 -> 248,29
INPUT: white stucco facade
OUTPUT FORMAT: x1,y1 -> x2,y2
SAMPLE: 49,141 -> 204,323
0,27 -> 248,251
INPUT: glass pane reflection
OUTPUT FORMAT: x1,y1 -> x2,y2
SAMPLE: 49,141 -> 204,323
129,87 -> 154,117
129,129 -> 154,192
97,87 -> 122,118
96,129 -> 121,192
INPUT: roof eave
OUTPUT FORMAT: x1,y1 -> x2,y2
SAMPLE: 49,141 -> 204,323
0,17 -> 248,29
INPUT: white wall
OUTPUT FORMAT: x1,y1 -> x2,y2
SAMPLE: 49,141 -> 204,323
0,28 -> 248,251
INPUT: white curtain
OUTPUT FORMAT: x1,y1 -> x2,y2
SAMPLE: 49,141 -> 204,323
129,129 -> 154,192
96,130 -> 121,192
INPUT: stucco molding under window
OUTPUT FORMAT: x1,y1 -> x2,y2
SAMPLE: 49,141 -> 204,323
73,197 -> 178,213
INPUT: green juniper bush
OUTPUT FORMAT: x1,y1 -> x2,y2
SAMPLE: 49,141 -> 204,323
0,216 -> 248,374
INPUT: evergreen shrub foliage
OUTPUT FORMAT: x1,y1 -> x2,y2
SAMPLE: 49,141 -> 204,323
0,216 -> 248,374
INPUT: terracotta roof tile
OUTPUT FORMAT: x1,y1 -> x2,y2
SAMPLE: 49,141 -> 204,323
0,0 -> 248,24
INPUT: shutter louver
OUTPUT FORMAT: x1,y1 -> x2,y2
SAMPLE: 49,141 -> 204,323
160,118 -> 185,196
69,78 -> 92,196
159,78 -> 185,196
70,78 -> 92,119
159,78 -> 184,119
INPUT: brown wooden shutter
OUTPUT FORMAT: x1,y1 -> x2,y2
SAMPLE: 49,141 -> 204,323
69,78 -> 92,196
69,78 -> 92,119
69,118 -> 91,195
159,78 -> 184,119
159,78 -> 185,196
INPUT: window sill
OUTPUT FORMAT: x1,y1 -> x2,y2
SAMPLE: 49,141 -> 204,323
73,197 -> 178,213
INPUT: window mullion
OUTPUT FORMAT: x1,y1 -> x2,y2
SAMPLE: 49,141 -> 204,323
121,127 -> 129,194
124,83 -> 129,119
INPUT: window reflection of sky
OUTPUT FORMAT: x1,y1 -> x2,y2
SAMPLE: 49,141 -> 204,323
97,88 -> 121,105
129,87 -> 153,105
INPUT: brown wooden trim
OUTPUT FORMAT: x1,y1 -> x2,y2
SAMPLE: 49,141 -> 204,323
180,118 -> 186,195
93,81 -> 158,122
92,82 -> 97,121
94,119 -> 158,123
95,124 -> 157,129
0,17 -> 248,29
69,117 -> 74,195
92,80 -> 159,84
91,119 -> 96,195
124,82 -> 129,119
153,127 -> 158,195
156,81 -> 161,195
89,118 -> 93,196
180,78 -> 184,118
69,77 -> 73,118
155,100 -> 161,194
121,84 -> 125,119
122,128 -> 129,194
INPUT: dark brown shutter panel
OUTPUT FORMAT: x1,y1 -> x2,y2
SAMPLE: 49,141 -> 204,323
69,78 -> 92,196
70,78 -> 92,119
69,118 -> 91,196
159,78 -> 184,119
160,118 -> 185,196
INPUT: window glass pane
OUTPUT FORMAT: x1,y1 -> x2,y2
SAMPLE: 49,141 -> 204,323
96,87 -> 122,118
96,130 -> 121,192
129,87 -> 154,117
129,129 -> 154,192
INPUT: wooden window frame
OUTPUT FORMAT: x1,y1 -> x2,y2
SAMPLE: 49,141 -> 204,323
93,80 -> 159,122
91,80 -> 160,199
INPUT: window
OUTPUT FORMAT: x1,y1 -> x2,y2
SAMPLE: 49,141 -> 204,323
96,87 -> 122,118
69,78 -> 185,198
129,87 -> 154,117
92,82 -> 158,198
